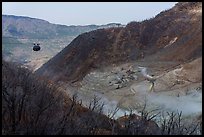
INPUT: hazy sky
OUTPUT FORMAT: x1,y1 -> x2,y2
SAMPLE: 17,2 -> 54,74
2,2 -> 177,26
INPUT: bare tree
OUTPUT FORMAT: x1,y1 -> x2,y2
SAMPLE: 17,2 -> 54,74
2,61 -> 201,135
160,111 -> 201,135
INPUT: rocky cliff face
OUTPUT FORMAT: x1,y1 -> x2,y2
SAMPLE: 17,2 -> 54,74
36,2 -> 202,82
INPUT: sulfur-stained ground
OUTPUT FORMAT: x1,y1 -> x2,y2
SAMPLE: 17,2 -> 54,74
62,58 -> 201,122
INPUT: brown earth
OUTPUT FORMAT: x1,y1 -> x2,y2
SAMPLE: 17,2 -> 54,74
36,2 -> 202,84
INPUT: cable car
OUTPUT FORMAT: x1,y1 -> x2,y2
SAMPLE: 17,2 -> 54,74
33,43 -> 41,51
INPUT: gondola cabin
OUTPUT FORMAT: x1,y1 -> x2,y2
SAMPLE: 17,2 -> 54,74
33,43 -> 41,51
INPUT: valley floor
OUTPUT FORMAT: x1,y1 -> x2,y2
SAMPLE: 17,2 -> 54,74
58,59 -> 202,125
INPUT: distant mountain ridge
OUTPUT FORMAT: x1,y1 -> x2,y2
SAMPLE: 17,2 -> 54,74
2,14 -> 124,70
2,14 -> 124,39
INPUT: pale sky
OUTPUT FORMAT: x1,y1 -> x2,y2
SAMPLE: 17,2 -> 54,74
2,2 -> 177,26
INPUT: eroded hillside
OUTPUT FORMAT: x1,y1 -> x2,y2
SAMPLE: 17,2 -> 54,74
36,2 -> 202,82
